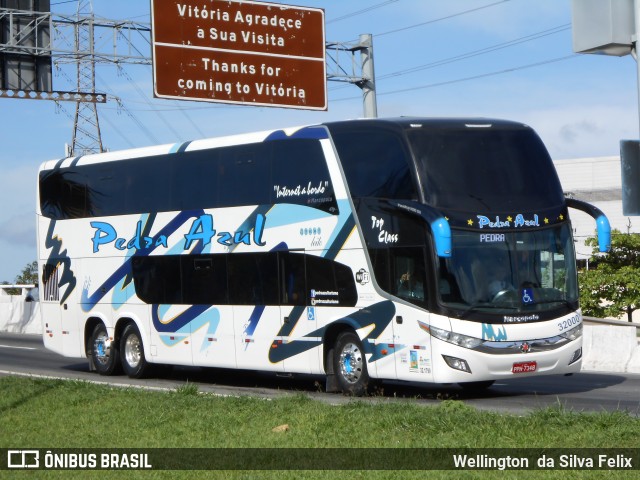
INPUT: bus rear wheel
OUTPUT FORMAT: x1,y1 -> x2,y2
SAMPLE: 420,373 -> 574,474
120,323 -> 150,379
90,323 -> 120,375
333,331 -> 369,396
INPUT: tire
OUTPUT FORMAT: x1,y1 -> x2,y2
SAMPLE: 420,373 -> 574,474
90,323 -> 120,375
333,331 -> 369,396
120,323 -> 150,379
458,380 -> 495,391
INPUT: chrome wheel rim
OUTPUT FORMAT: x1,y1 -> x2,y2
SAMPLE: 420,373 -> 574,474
124,334 -> 141,368
94,333 -> 110,366
339,342 -> 363,384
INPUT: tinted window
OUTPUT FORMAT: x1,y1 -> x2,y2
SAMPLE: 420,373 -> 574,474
407,126 -> 565,211
227,253 -> 279,305
132,255 -> 182,304
367,248 -> 391,293
218,144 -> 272,208
39,139 -> 337,219
181,255 -> 228,304
330,126 -> 417,200
365,245 -> 428,308
173,150 -> 219,211
306,255 -> 358,307
280,252 -> 306,306
131,252 -> 356,307
272,139 -> 338,213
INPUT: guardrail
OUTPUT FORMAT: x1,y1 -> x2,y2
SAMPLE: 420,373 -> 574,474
583,315 -> 640,332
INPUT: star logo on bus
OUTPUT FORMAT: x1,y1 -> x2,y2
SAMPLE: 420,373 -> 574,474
507,216 -> 513,222
544,218 -> 549,224
467,219 -> 474,226
558,214 -> 564,221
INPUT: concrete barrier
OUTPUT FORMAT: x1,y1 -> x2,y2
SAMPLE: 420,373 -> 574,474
0,298 -> 41,334
582,324 -> 640,373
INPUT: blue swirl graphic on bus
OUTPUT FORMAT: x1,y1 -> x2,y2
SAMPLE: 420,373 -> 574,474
268,300 -> 396,364
153,304 -> 220,350
80,208 -> 269,311
44,220 -> 77,305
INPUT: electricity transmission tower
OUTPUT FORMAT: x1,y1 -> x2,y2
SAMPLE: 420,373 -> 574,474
71,0 -> 101,155
1,1 -> 376,156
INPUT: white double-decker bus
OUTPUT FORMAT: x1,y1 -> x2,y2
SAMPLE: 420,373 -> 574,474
37,118 -> 610,394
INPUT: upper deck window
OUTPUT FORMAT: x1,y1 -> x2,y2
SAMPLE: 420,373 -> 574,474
406,125 -> 565,212
330,126 -> 418,200
39,138 -> 338,219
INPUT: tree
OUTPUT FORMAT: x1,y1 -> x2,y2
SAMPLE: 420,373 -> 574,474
15,261 -> 39,286
579,230 -> 640,322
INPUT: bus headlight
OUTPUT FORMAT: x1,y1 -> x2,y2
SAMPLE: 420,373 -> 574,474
559,323 -> 583,342
428,325 -> 485,349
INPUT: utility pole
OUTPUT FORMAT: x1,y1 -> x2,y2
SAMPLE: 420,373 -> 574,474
325,34 -> 378,118
358,34 -> 377,118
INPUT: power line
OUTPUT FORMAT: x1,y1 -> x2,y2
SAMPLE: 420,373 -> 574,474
378,24 -> 571,80
327,0 -> 400,24
327,23 -> 570,92
333,54 -> 579,102
376,0 -> 512,38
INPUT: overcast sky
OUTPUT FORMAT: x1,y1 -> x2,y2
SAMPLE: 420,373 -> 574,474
0,0 -> 637,282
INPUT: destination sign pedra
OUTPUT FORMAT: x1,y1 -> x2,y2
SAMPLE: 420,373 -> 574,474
151,0 -> 327,110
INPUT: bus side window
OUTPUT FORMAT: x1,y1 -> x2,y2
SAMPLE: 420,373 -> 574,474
279,252 -> 306,306
367,248 -> 391,293
227,253 -> 279,305
218,145 -> 272,208
305,256 -> 357,307
132,256 -> 182,304
181,255 -> 228,305
271,139 -> 338,214
331,127 -> 418,200
390,247 -> 427,305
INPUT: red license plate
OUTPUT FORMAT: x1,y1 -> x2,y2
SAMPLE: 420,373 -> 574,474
512,361 -> 537,374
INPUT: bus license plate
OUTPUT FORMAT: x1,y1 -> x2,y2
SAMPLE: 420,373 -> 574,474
512,361 -> 537,374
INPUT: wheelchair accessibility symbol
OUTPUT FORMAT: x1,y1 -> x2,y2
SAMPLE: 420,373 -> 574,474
521,288 -> 534,304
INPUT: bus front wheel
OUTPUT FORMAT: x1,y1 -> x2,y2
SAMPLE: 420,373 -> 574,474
90,323 -> 120,376
333,331 -> 369,396
120,323 -> 150,379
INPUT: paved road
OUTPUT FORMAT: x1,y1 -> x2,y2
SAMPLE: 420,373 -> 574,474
1,332 -> 639,415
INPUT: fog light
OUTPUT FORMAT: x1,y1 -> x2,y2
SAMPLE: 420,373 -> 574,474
568,347 -> 582,365
442,355 -> 471,373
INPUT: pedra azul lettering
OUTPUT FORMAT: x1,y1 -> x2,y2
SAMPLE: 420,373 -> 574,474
90,214 -> 266,253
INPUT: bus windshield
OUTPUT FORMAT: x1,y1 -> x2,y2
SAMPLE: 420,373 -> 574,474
437,224 -> 578,317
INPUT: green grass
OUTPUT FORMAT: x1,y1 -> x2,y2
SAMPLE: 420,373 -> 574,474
1,376 -> 639,479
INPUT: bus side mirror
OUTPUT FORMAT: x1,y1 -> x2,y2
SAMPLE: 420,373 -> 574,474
566,198 -> 611,253
431,218 -> 452,258
387,200 -> 452,258
595,215 -> 611,253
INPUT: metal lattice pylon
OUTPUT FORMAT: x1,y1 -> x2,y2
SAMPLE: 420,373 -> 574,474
70,0 -> 102,156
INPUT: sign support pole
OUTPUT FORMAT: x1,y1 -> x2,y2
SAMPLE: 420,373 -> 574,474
359,34 -> 377,118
